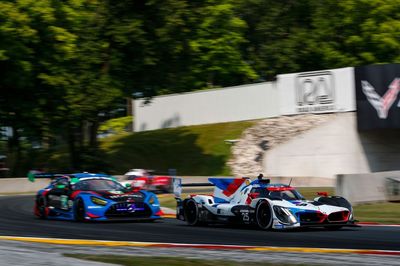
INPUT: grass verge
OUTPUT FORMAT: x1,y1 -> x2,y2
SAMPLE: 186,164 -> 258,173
64,254 -> 315,266
100,120 -> 256,176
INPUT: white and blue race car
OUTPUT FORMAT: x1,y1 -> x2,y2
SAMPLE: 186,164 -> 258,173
174,176 -> 357,230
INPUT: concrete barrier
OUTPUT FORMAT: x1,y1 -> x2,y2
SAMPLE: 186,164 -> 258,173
0,175 -> 334,194
0,178 -> 51,194
336,171 -> 400,204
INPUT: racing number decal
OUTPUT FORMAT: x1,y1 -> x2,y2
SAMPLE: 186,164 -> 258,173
241,212 -> 250,222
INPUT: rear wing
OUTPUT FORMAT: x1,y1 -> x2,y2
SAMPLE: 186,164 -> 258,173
209,177 -> 249,202
27,171 -> 66,182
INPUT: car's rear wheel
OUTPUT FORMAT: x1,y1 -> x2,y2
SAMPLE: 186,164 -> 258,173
256,200 -> 273,230
184,198 -> 200,226
74,198 -> 86,222
37,196 -> 48,219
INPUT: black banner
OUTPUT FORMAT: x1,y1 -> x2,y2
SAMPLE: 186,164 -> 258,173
355,64 -> 400,130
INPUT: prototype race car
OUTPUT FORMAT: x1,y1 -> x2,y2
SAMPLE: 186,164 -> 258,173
29,172 -> 162,221
174,176 -> 357,230
120,169 -> 173,193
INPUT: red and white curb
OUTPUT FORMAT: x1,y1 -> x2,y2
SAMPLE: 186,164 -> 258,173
0,236 -> 399,256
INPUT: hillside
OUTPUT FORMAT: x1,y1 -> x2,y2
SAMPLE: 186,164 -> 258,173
100,121 -> 256,176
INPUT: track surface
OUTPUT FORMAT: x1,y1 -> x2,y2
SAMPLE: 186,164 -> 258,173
0,195 -> 399,250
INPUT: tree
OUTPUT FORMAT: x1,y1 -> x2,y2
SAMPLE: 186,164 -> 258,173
312,0 -> 400,67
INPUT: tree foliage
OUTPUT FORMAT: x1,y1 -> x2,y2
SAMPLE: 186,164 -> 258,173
1,0 -> 399,174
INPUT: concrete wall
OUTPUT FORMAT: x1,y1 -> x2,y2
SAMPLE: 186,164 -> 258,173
336,171 -> 400,204
133,67 -> 356,132
134,82 -> 279,132
263,112 -> 400,179
0,178 -> 51,194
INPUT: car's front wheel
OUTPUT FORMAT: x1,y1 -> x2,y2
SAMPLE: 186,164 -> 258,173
255,200 -> 273,230
36,196 -> 48,219
74,198 -> 86,222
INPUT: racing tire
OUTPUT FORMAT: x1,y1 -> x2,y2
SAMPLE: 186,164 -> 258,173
183,198 -> 200,226
74,198 -> 86,222
36,196 -> 48,219
255,200 -> 273,230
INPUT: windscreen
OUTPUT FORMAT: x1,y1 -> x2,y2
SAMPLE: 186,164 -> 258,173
251,187 -> 305,200
269,190 -> 305,200
74,178 -> 126,192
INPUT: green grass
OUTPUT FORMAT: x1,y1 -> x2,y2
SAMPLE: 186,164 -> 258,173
64,254 -> 315,266
353,202 -> 400,224
100,120 -> 256,175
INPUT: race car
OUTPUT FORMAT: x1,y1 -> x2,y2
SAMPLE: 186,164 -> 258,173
120,169 -> 173,193
174,175 -> 357,230
29,172 -> 162,221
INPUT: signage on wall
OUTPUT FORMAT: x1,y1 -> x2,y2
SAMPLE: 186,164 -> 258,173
355,64 -> 400,130
295,71 -> 335,113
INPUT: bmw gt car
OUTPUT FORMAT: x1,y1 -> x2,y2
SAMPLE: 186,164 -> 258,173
30,172 -> 162,221
174,176 -> 357,230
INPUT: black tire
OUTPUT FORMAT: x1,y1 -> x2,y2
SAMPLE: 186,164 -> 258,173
36,196 -> 48,219
183,198 -> 200,226
74,198 -> 86,222
255,200 -> 273,230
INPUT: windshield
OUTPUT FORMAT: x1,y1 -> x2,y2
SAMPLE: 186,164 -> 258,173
74,178 -> 126,192
251,187 -> 305,200
269,190 -> 305,201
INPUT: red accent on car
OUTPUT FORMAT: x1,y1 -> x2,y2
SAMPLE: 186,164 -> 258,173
328,210 -> 350,222
86,212 -> 100,218
33,202 -> 40,217
315,211 -> 328,223
155,210 -> 164,216
317,192 -> 329,197
223,179 -> 246,197
266,186 -> 295,191
70,190 -> 82,199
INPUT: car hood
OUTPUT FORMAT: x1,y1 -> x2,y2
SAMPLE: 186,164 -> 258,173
273,199 -> 349,214
94,190 -> 145,202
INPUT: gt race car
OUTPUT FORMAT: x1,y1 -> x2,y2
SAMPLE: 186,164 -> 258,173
29,172 -> 162,221
174,176 -> 357,230
120,169 -> 173,193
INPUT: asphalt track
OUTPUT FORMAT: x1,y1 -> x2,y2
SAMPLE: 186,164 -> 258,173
0,195 -> 399,251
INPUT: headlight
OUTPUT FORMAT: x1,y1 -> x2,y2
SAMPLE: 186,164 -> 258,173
273,206 -> 297,225
91,196 -> 107,206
